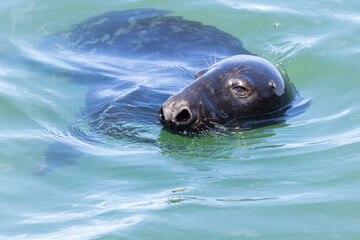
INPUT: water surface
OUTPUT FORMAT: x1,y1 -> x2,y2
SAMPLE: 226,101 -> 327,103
1,0 -> 360,239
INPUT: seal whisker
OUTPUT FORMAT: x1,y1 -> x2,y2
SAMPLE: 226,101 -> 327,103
203,57 -> 210,67
236,63 -> 252,73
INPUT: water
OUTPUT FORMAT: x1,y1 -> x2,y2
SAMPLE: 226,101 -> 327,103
1,0 -> 360,239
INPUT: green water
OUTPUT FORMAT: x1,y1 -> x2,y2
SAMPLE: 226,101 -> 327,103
1,0 -> 360,239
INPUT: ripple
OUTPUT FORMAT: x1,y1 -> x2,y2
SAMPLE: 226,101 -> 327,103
12,39 -> 79,72
282,127 -> 360,149
216,197 -> 277,202
219,0 -> 300,14
21,187 -> 192,224
8,215 -> 144,240
304,109 -> 350,124
0,130 -> 45,140
267,39 -> 318,65
0,163 -> 13,173
0,67 -> 12,75
334,12 -> 360,23
0,81 -> 18,96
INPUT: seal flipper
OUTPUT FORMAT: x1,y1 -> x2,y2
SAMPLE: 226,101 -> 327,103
34,141 -> 82,175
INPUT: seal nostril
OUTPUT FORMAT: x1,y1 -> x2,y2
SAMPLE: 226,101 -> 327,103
176,109 -> 191,123
158,106 -> 165,123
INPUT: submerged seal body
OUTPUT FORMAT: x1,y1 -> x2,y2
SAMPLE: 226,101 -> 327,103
41,8 -> 254,137
158,55 -> 296,133
41,8 -> 298,136
32,8 -> 303,173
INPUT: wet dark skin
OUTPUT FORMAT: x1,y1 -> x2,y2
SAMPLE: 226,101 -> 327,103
158,55 -> 296,133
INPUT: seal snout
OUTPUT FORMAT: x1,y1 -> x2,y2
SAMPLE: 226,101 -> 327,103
158,100 -> 197,132
158,55 -> 297,134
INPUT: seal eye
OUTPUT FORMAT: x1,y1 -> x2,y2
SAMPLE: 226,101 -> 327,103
232,86 -> 249,97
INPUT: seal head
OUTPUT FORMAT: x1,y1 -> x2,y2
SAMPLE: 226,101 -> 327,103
158,55 -> 296,133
